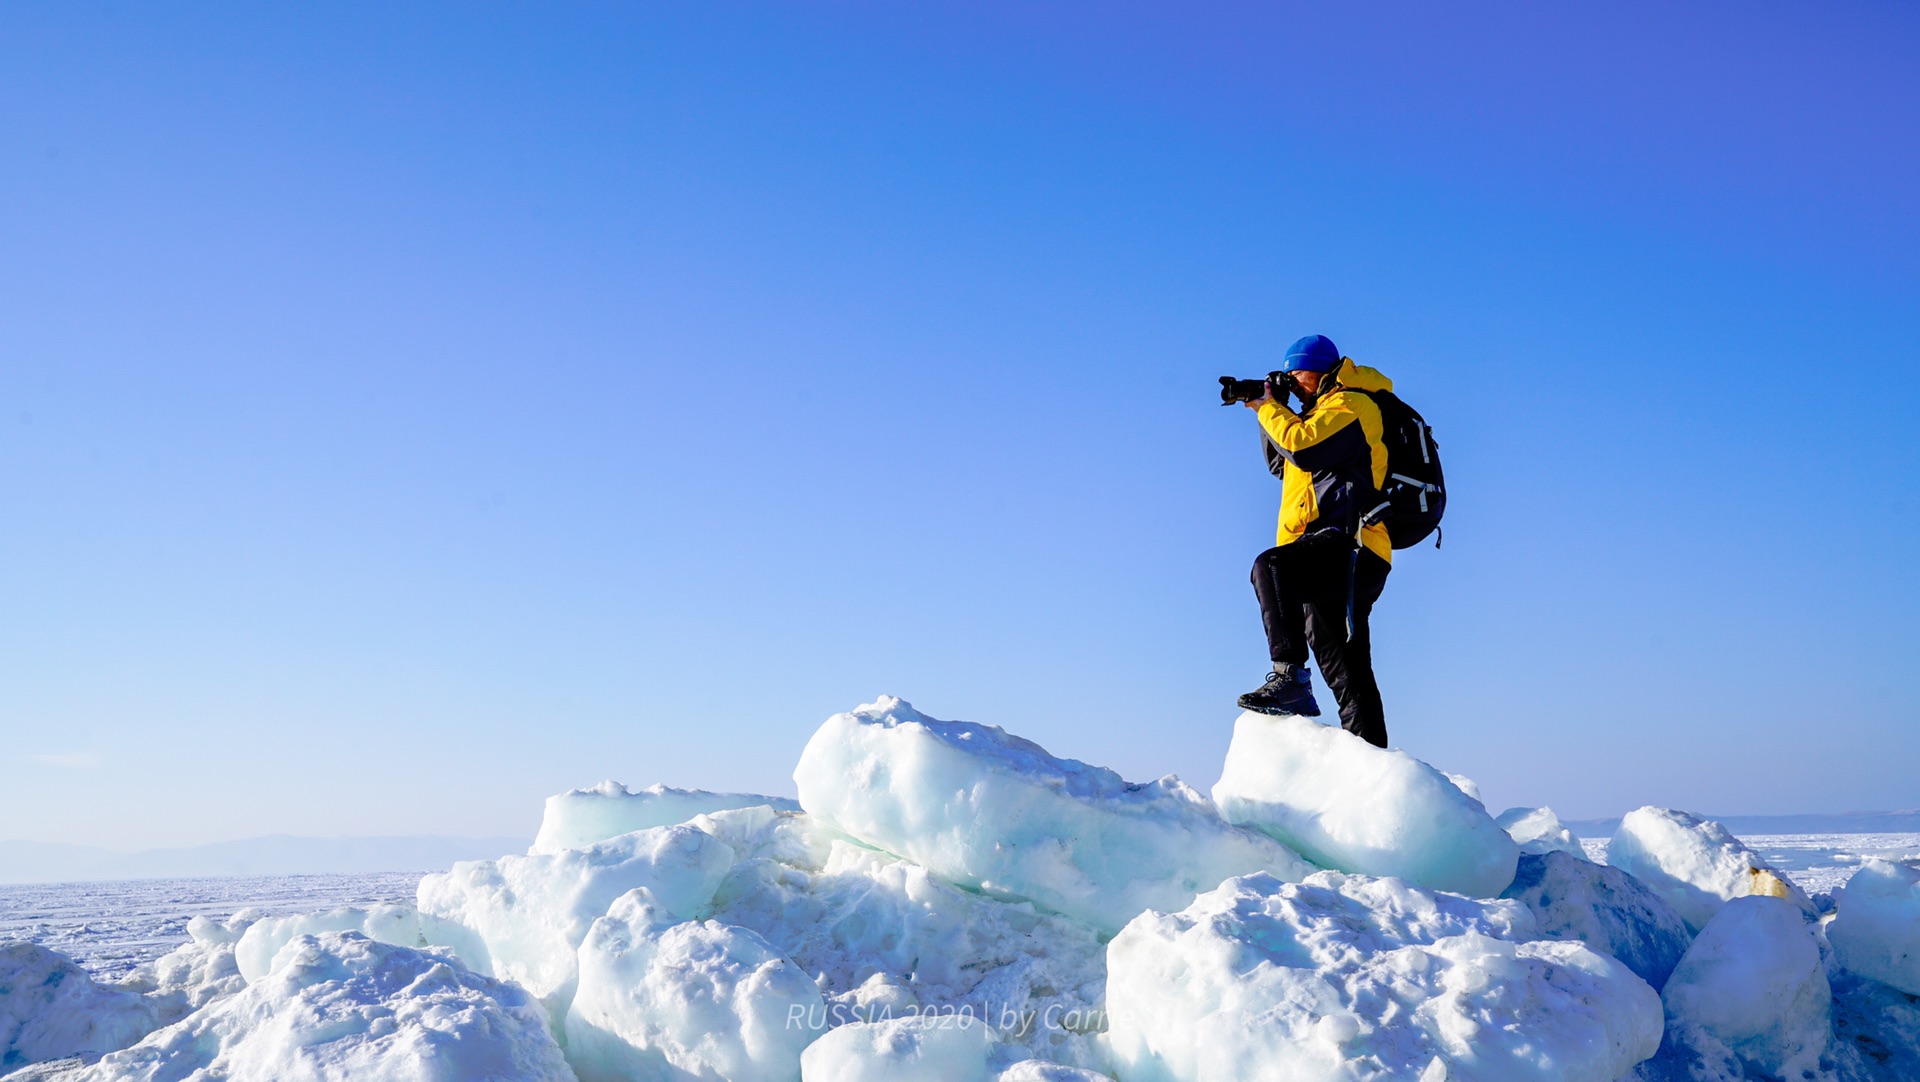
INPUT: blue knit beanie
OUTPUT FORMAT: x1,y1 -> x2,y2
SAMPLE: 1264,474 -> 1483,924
1279,334 -> 1341,373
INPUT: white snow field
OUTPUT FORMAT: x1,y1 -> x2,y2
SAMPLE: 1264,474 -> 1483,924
1741,833 -> 1920,897
0,872 -> 419,981
5,698 -> 1920,1082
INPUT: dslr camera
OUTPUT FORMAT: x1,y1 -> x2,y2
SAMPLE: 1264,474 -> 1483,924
1217,371 -> 1296,407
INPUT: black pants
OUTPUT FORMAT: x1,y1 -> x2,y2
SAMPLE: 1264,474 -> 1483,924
1250,537 -> 1391,747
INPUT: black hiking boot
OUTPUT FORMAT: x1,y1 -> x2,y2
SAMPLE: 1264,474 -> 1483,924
1237,664 -> 1322,717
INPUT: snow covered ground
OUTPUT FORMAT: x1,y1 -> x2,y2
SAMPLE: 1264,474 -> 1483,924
0,872 -> 419,981
4,699 -> 1918,1082
1576,834 -> 1920,898
1741,835 -> 1920,897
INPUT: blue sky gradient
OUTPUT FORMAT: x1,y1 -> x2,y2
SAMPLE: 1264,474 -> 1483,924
3,3 -> 1916,848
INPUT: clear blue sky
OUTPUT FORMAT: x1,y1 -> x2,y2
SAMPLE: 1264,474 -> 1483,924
4,3 -> 1916,849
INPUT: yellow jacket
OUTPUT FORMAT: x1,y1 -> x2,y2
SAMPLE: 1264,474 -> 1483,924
1255,357 -> 1394,564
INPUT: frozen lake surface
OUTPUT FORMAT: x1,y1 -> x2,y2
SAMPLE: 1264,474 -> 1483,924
1739,833 -> 1920,895
0,871 -> 421,981
1580,832 -> 1920,898
5,832 -> 1918,984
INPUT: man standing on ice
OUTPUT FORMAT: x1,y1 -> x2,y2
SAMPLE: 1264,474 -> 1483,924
1236,333 -> 1395,747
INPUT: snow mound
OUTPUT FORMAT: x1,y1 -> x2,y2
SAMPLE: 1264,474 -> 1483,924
0,942 -> 160,1070
115,909 -> 263,1026
70,932 -> 570,1082
1608,807 -> 1813,933
1831,966 -> 1920,1080
1104,871 -> 1662,1082
1211,712 -> 1520,898
708,838 -> 1108,1067
1829,859 -> 1920,996
1444,771 -> 1482,802
793,696 -> 1310,934
998,1063 -> 1115,1081
1657,896 -> 1833,1081
1497,805 -> 1586,858
532,780 -> 800,855
799,1015 -> 995,1082
566,886 -> 825,1082
1500,850 -> 1692,990
416,822 -> 734,1017
233,903 -> 484,984
33,697 -> 1878,1081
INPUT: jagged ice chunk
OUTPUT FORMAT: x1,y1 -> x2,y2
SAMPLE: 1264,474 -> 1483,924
794,697 -> 1310,934
416,822 -> 734,1017
566,887 -> 826,1082
1608,807 -> 1812,933
0,943 -> 160,1070
71,932 -> 571,1082
531,781 -> 800,855
798,1015 -> 995,1082
1496,805 -> 1586,859
1828,859 -> 1920,996
1500,850 -> 1692,990
1659,896 -> 1833,1080
1211,712 -> 1519,898
1104,871 -> 1662,1082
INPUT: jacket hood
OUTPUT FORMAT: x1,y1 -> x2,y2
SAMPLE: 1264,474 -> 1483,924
1334,357 -> 1393,393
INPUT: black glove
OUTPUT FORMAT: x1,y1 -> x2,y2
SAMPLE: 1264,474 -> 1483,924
1266,373 -> 1297,406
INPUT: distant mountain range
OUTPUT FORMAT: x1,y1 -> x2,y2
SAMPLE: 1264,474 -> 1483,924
0,834 -> 530,885
1562,810 -> 1920,839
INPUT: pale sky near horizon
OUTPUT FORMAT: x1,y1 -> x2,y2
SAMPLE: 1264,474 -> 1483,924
4,3 -> 1917,849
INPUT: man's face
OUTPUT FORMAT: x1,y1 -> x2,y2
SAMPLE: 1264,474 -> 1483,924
1291,369 -> 1325,396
